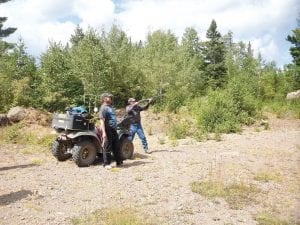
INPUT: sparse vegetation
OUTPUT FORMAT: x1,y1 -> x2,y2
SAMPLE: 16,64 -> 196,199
191,181 -> 260,209
256,212 -> 293,225
254,172 -> 283,183
111,168 -> 121,173
135,175 -> 143,181
169,121 -> 190,140
71,207 -> 151,225
31,158 -> 44,165
158,137 -> 166,145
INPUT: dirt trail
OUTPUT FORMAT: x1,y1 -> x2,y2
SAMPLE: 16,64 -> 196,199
0,115 -> 299,225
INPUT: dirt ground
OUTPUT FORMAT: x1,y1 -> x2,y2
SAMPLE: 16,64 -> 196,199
0,113 -> 299,225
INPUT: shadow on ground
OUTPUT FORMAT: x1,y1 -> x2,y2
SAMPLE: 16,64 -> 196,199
0,190 -> 33,206
121,161 -> 153,168
0,164 -> 38,172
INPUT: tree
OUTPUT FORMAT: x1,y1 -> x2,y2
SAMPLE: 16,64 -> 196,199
70,28 -> 112,101
40,42 -> 83,111
0,0 -> 17,38
70,25 -> 84,46
178,27 -> 205,96
0,39 -> 37,111
202,19 -> 227,89
286,18 -> 300,89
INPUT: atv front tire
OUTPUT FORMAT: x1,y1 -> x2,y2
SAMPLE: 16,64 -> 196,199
72,141 -> 97,167
120,137 -> 134,160
52,140 -> 71,161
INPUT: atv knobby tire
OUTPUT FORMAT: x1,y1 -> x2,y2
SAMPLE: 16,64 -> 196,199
52,140 -> 71,161
120,137 -> 134,160
72,141 -> 97,167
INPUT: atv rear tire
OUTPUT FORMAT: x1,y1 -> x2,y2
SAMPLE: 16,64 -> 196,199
120,137 -> 134,160
52,140 -> 71,161
72,141 -> 97,167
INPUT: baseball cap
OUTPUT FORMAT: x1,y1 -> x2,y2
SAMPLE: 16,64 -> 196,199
128,98 -> 136,103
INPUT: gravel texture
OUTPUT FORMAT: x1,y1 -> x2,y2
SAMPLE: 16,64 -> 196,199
0,115 -> 299,225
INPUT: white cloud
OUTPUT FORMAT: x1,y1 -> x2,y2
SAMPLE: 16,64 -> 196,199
0,0 -> 298,65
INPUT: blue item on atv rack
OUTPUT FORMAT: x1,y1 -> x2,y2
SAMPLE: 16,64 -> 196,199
66,106 -> 88,115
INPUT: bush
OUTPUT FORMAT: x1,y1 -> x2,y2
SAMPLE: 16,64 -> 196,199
0,122 -> 24,143
197,90 -> 241,133
169,121 -> 190,140
196,78 -> 260,134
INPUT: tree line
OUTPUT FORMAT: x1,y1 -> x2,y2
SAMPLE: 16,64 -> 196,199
0,1 -> 299,134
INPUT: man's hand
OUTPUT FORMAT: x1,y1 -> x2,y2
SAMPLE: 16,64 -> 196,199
102,132 -> 107,141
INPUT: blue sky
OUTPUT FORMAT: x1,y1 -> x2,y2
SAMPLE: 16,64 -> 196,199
0,0 -> 299,67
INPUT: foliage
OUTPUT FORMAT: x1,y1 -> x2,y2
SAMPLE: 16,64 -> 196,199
169,120 -> 190,140
40,41 -> 83,111
203,19 -> 227,89
0,20 -> 299,134
0,0 -> 17,38
286,18 -> 300,89
196,90 -> 241,133
0,122 -> 24,143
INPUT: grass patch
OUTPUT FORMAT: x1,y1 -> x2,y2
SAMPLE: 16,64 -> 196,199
254,172 -> 283,183
0,122 -> 24,143
71,207 -> 151,225
191,181 -> 260,209
256,212 -> 294,225
170,139 -> 178,147
263,99 -> 300,119
20,146 -> 38,155
111,168 -> 121,172
24,202 -> 43,212
31,158 -> 44,165
135,175 -> 143,181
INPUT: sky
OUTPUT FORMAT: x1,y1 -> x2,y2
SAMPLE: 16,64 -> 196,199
0,0 -> 299,67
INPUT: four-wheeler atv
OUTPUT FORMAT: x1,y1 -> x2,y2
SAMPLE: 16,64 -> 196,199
51,109 -> 134,167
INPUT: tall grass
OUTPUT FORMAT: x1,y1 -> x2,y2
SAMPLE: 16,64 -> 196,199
263,99 -> 300,119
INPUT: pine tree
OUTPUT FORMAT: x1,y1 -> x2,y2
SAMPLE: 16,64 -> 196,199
286,17 -> 300,89
203,19 -> 227,89
0,0 -> 17,38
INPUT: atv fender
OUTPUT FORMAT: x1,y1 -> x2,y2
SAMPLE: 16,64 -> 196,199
67,131 -> 102,150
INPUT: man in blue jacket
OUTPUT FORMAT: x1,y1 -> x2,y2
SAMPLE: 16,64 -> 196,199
126,97 -> 152,154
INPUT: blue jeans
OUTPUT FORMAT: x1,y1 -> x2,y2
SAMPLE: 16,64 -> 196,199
129,123 -> 148,151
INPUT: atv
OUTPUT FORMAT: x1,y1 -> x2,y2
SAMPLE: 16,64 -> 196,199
51,109 -> 134,167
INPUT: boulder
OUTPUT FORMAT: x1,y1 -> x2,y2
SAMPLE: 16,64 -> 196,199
286,90 -> 300,100
0,114 -> 10,126
7,106 -> 27,122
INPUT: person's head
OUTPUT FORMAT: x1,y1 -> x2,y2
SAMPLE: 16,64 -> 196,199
128,98 -> 136,105
101,93 -> 113,105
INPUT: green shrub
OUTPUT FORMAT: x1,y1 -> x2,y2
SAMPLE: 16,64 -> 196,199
169,121 -> 190,139
0,122 -> 24,143
197,90 -> 241,133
